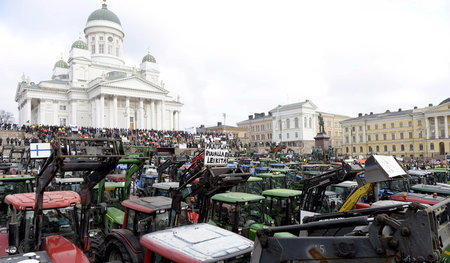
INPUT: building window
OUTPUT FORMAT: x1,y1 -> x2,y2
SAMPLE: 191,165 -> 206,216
345,127 -> 348,132
376,146 -> 380,152
304,117 -> 307,128
295,132 -> 298,138
419,144 -> 424,151
375,124 -> 378,129
383,123 -> 386,129
383,134 -> 387,140
99,44 -> 104,54
409,144 -> 414,151
430,143 -> 434,151
359,135 -> 363,142
384,145 -> 388,152
392,145 -> 396,152
360,146 -> 363,153
345,136 -> 349,143
91,44 -> 95,54
418,130 -> 423,138
91,36 -> 95,41
375,134 -> 379,141
346,147 -> 349,153
400,132 -> 404,139
251,135 -> 255,140
400,145 -> 405,151
408,121 -> 412,127
391,133 -> 395,140
99,36 -> 104,41
59,118 -> 66,126
369,146 -> 373,152
352,147 -> 356,153
287,133 -> 290,139
309,117 -> 312,128
286,119 -> 290,129
367,125 -> 370,130
278,134 -> 281,139
417,120 -> 422,126
359,126 -> 362,131
294,117 -> 299,128
409,132 -> 413,139
368,135 -> 371,141
59,105 -> 66,111
400,122 -> 403,128
108,45 -> 112,55
391,123 -> 394,128
352,136 -> 356,142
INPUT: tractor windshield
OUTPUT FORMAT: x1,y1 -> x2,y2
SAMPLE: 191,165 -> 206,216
271,177 -> 286,189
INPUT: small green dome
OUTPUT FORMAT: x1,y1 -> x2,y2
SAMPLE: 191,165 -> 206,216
87,3 -> 121,25
54,59 -> 69,69
142,53 -> 156,63
72,39 -> 88,50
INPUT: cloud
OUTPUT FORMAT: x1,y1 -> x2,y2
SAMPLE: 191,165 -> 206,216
1,0 -> 450,129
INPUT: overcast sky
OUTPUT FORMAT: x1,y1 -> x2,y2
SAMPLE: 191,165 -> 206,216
1,0 -> 450,129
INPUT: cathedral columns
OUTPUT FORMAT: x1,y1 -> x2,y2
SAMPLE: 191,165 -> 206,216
150,100 -> 156,129
160,100 -> 165,130
138,98 -> 144,129
53,101 -> 58,125
95,98 -> 101,128
23,99 -> 32,124
434,116 -> 439,139
100,95 -> 105,128
445,116 -> 449,138
71,101 -> 77,125
113,96 -> 118,128
39,101 -> 45,125
146,102 -> 151,130
125,97 -> 130,129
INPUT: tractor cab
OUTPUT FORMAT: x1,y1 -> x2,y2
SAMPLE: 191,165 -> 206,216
103,196 -> 188,263
427,168 -> 449,183
411,183 -> 450,196
262,188 -> 302,226
151,182 -> 179,197
327,181 -> 358,202
136,174 -> 158,197
232,176 -> 264,195
0,174 -> 34,223
209,192 -> 270,240
255,172 -> 287,190
254,167 -> 269,176
121,196 -> 188,237
53,177 -> 84,192
139,223 -> 253,263
4,191 -> 80,254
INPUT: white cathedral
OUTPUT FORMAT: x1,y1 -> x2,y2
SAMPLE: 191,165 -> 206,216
15,2 -> 182,130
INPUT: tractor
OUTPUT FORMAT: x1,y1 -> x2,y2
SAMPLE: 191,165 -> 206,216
139,223 -> 253,263
231,176 -> 264,195
261,188 -> 302,226
255,172 -> 288,190
0,174 -> 34,225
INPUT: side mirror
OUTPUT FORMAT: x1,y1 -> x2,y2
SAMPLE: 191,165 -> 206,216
99,202 -> 107,216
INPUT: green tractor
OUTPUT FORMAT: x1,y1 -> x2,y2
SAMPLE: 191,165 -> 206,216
231,176 -> 264,195
261,188 -> 302,226
0,174 -> 34,225
255,172 -> 288,190
208,192 -> 272,240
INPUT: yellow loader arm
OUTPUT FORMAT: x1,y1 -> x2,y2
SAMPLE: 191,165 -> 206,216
338,183 -> 374,212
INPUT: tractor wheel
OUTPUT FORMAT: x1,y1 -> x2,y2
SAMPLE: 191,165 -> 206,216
104,238 -> 133,263
87,234 -> 105,263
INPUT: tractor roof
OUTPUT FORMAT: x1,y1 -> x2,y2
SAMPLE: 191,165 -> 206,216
122,196 -> 182,214
152,182 -> 179,190
94,181 -> 125,190
211,192 -> 264,203
0,174 -> 34,181
262,188 -> 302,198
411,184 -> 450,195
269,168 -> 293,173
5,191 -> 80,210
139,223 -> 253,263
255,173 -> 286,178
247,177 -> 263,182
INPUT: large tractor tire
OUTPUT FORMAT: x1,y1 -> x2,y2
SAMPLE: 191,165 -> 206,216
104,238 -> 133,263
87,234 -> 105,263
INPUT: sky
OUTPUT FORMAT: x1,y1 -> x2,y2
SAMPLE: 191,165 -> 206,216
1,0 -> 450,130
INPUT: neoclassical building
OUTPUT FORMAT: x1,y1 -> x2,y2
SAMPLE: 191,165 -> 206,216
15,3 -> 182,130
341,98 -> 450,159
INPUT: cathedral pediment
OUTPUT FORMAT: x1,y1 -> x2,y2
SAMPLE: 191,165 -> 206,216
95,76 -> 169,94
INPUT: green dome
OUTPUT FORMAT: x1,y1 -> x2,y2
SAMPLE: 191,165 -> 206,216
54,59 -> 69,69
72,39 -> 88,50
87,3 -> 121,25
142,53 -> 156,63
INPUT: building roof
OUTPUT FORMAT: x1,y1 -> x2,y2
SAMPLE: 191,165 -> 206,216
54,59 -> 69,69
342,109 -> 414,123
87,3 -> 121,25
142,52 -> 156,63
269,100 -> 317,113
439,97 -> 450,105
72,39 -> 88,50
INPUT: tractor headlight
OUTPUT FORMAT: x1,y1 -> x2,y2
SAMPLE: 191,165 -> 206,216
5,246 -> 17,254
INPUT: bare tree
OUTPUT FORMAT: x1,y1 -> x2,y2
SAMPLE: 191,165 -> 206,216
0,110 -> 14,123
